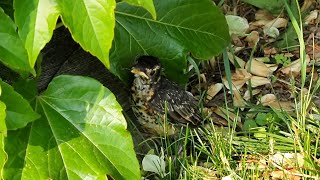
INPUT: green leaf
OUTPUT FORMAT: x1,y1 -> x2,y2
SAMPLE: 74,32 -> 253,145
0,133 -> 6,179
14,0 -> 60,69
57,0 -> 116,68
242,0 -> 285,14
111,0 -> 230,83
11,75 -> 139,179
255,113 -> 268,126
12,78 -> 37,102
0,80 -> 40,130
3,126 -> 30,180
122,0 -> 156,19
0,101 -> 6,135
0,98 -> 7,179
0,7 -> 31,75
243,120 -> 257,131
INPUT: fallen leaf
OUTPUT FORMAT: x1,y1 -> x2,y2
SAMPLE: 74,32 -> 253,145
206,83 -> 223,101
245,31 -> 260,47
265,18 -> 288,29
304,10 -> 318,25
226,15 -> 249,35
227,52 -> 246,68
249,76 -> 271,87
260,94 -> 277,106
260,94 -> 294,111
246,59 -> 275,77
254,57 -> 270,63
271,170 -> 301,180
280,55 -> 310,74
265,63 -> 278,72
270,152 -> 305,168
263,26 -> 280,38
233,90 -> 246,107
250,19 -> 270,30
222,69 -> 252,90
142,154 -> 166,177
243,89 -> 261,101
231,34 -> 245,47
301,0 -> 316,12
255,10 -> 274,21
264,47 -> 277,56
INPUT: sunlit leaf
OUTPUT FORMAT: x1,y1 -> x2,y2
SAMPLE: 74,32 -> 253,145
57,0 -> 116,68
3,75 -> 140,179
122,0 -> 156,19
0,7 -> 31,75
14,0 -> 60,69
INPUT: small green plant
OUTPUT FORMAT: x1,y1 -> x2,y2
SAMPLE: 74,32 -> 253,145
274,54 -> 291,66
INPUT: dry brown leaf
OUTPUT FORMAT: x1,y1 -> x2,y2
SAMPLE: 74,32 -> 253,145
231,34 -> 244,47
304,10 -> 318,25
306,44 -> 320,59
245,31 -> 260,47
260,94 -> 294,111
265,63 -> 278,72
233,90 -> 246,107
234,46 -> 245,53
255,10 -> 274,21
271,170 -> 301,180
253,57 -> 270,63
264,47 -> 277,56
301,0 -> 316,12
248,76 -> 271,87
227,52 -> 246,68
249,19 -> 270,30
270,153 -> 305,168
245,59 -> 274,77
206,83 -> 223,101
265,18 -> 288,29
243,89 -> 261,101
280,55 -> 311,74
222,69 -> 252,90
260,94 -> 277,106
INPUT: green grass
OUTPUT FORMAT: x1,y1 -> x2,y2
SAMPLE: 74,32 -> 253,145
136,1 -> 320,179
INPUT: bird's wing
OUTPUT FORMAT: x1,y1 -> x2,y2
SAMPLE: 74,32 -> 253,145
149,81 -> 202,125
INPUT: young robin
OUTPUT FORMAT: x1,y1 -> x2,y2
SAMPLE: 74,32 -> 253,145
130,56 -> 202,136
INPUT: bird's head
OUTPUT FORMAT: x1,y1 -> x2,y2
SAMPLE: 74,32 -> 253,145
131,56 -> 162,84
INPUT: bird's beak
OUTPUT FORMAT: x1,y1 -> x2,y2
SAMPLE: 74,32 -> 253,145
131,68 -> 149,79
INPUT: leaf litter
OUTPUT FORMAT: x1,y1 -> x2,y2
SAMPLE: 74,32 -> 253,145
184,0 -> 320,179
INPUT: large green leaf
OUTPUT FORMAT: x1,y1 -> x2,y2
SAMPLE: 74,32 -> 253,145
110,0 -> 230,83
0,100 -> 6,179
4,75 -> 140,179
0,100 -> 6,135
242,0 -> 285,14
0,80 -> 40,130
0,7 -> 31,75
57,0 -> 116,68
3,126 -> 29,180
14,0 -> 60,69
122,0 -> 156,19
